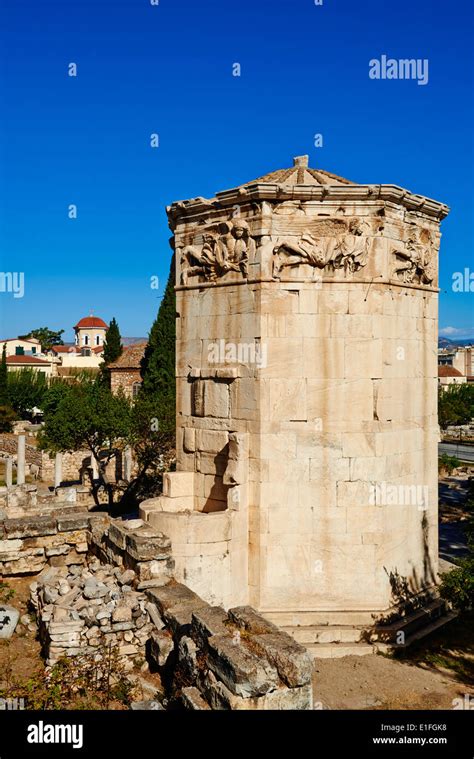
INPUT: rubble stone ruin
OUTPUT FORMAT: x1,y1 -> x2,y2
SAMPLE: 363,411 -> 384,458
140,155 -> 450,647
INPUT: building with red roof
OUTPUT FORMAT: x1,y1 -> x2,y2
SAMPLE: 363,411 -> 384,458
74,314 -> 108,349
438,364 -> 467,389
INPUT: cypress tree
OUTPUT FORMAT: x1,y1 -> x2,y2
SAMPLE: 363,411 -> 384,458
100,317 -> 122,386
140,254 -> 176,434
102,317 -> 122,365
0,344 -> 8,405
0,343 -> 16,431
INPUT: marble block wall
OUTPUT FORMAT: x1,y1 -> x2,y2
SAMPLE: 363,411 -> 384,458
142,156 -> 449,619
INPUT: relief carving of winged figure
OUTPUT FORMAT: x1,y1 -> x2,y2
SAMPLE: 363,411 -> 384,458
180,219 -> 254,284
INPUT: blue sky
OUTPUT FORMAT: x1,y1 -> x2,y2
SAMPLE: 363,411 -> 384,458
0,0 -> 473,342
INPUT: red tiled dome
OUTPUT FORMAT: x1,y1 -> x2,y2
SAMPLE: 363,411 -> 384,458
74,316 -> 107,329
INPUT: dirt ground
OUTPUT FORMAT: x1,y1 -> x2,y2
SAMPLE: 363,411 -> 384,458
314,652 -> 472,710
0,576 -> 44,697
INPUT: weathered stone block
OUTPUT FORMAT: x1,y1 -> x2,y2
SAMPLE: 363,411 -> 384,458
56,513 -> 90,532
133,559 -> 173,583
149,629 -> 174,667
163,471 -> 194,498
125,533 -> 171,562
178,635 -> 198,679
248,633 -> 313,687
227,606 -> 279,635
1,554 -> 46,575
146,583 -> 209,636
0,539 -> 22,553
183,427 -> 196,453
196,430 -> 229,454
107,522 -> 129,550
3,516 -> 56,539
204,381 -> 230,418
207,634 -> 279,697
191,606 -> 230,644
181,686 -> 211,710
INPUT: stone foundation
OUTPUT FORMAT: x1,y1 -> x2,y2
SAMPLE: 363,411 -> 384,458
0,512 -> 96,575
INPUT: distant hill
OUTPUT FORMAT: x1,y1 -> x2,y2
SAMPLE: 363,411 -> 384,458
438,337 -> 474,349
122,337 -> 147,346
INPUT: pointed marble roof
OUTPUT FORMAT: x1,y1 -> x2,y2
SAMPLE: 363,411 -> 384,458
167,154 -> 450,224
247,155 -> 355,187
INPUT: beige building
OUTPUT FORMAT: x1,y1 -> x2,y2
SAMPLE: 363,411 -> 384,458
51,344 -> 103,370
0,337 -> 42,357
140,156 -> 449,640
6,354 -> 54,376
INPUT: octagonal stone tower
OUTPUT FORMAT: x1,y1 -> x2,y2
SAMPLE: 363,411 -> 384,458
141,155 -> 449,633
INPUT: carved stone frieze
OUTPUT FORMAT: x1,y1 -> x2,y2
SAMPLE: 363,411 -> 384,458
392,227 -> 438,286
179,220 -> 255,285
272,218 -> 372,279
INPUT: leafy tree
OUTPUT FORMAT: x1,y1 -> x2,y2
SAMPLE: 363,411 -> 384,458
41,380 -> 73,416
7,369 -> 48,417
438,384 -> 474,429
38,379 -> 131,503
140,254 -> 176,439
19,327 -> 64,352
130,394 -> 174,476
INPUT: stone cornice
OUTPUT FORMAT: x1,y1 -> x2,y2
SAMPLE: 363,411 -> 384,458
167,183 -> 450,227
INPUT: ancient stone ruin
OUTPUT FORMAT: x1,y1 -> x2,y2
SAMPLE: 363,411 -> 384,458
140,155 -> 450,653
0,155 -> 452,709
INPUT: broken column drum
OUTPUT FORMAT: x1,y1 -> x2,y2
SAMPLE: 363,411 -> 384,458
140,156 -> 449,626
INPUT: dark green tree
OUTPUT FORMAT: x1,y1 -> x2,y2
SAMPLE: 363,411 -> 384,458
0,344 -> 16,431
100,317 -> 123,386
41,379 -> 73,416
19,327 -> 64,352
139,254 -> 176,438
102,318 -> 122,365
0,344 -> 8,405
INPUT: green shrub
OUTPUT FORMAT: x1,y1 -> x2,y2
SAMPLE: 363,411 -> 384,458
440,558 -> 474,612
438,453 -> 460,476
